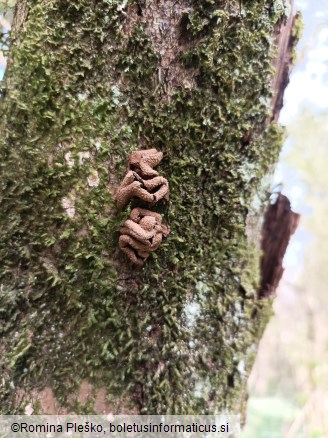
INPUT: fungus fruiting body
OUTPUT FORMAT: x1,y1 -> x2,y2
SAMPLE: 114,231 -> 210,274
128,148 -> 163,177
115,170 -> 169,209
115,149 -> 169,265
119,208 -> 169,266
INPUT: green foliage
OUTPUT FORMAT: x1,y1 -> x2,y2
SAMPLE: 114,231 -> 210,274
291,11 -> 304,62
292,12 -> 304,42
0,0 -> 286,414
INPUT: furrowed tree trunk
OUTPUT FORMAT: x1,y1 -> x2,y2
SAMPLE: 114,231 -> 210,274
0,0 -> 299,417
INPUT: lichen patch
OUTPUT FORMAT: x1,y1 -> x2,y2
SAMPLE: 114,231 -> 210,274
87,170 -> 100,187
64,152 -> 74,168
78,151 -> 91,166
183,301 -> 201,330
62,196 -> 76,218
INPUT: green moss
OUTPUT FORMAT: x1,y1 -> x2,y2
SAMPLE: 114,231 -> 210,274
0,0 -> 287,415
292,12 -> 304,62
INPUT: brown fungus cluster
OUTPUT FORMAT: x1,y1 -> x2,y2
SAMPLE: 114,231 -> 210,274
115,149 -> 169,265
115,149 -> 169,209
119,208 -> 169,266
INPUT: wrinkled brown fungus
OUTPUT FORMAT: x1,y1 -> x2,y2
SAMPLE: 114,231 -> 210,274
115,148 -> 169,209
119,208 -> 169,266
128,148 -> 163,177
115,171 -> 169,209
116,149 -> 169,265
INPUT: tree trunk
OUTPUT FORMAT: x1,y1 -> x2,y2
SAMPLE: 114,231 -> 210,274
0,0 -> 298,417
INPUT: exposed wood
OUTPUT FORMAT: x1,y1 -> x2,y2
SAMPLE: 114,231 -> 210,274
271,0 -> 300,122
260,194 -> 300,298
259,1 -> 301,298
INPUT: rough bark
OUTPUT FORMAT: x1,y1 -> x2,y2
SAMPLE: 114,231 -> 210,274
0,0 -> 299,417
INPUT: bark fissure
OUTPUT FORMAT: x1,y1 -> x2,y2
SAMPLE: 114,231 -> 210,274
124,0 -> 198,98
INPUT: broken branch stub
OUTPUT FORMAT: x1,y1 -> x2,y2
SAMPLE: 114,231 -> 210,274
260,194 -> 300,298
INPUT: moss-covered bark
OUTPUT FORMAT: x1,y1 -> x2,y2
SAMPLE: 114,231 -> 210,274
0,0 -> 291,415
